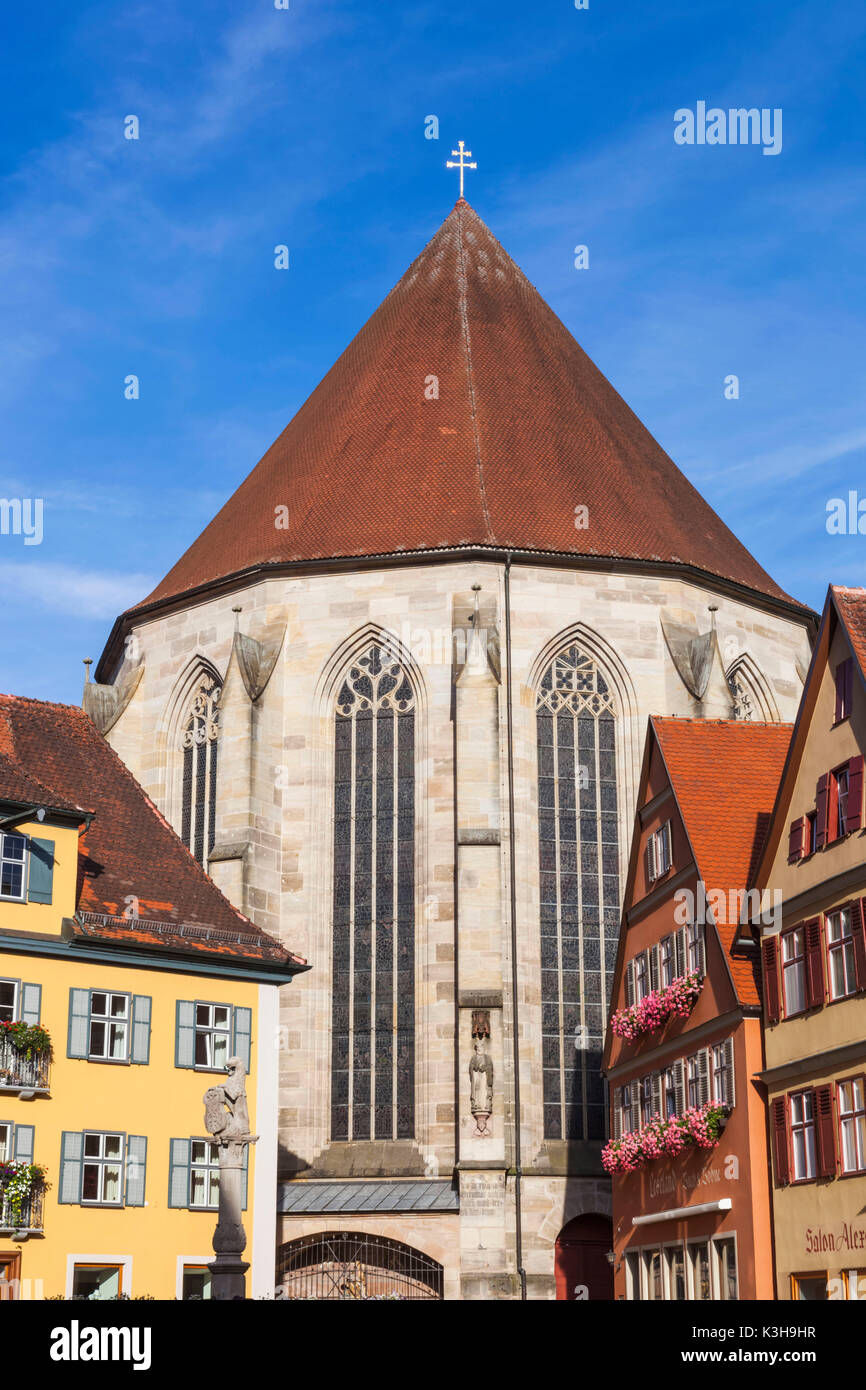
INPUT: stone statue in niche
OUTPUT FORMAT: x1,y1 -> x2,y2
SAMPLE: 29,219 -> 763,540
469,1040 -> 494,1137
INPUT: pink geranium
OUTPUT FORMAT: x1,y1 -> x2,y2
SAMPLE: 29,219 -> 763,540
609,972 -> 704,1042
601,1102 -> 728,1175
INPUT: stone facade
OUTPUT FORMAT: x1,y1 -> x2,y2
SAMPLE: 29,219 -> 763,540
101,556 -> 812,1298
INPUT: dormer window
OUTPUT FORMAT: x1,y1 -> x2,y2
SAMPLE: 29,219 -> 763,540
0,833 -> 26,901
646,821 -> 673,885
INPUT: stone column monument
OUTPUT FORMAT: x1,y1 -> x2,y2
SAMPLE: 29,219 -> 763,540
203,1057 -> 258,1300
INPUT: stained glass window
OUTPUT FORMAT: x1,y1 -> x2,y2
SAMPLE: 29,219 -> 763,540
180,673 -> 221,869
536,644 -> 619,1141
331,644 -> 415,1142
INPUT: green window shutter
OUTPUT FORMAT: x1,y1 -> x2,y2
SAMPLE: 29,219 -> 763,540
20,983 -> 42,1025
125,1136 -> 147,1206
168,1138 -> 191,1208
232,1006 -> 252,1072
13,1123 -> 34,1164
175,1001 -> 196,1068
67,989 -> 90,1059
27,838 -> 55,904
241,1144 -> 249,1212
131,995 -> 152,1065
58,1131 -> 83,1203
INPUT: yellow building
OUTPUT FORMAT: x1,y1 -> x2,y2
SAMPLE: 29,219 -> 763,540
0,694 -> 306,1300
751,587 -> 866,1301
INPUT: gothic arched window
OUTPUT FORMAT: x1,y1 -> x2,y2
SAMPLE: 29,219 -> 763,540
331,644 -> 416,1142
180,672 -> 221,869
536,645 -> 619,1142
726,655 -> 778,723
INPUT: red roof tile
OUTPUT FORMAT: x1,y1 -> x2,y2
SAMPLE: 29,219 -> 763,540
0,694 -> 305,970
652,717 -> 793,1006
832,585 -> 866,673
131,200 -> 800,615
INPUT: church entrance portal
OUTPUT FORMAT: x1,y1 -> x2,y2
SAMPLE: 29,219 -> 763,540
554,1214 -> 614,1301
277,1232 -> 443,1300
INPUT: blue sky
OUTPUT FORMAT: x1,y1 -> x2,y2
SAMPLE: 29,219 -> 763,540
1,0 -> 865,703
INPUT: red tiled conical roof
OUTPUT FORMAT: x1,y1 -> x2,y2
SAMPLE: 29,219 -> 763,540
135,199 -> 798,612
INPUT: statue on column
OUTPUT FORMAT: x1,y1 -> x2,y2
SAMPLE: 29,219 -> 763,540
469,1011 -> 493,1137
203,1057 -> 258,1300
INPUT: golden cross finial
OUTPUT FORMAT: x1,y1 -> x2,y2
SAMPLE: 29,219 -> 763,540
446,140 -> 477,199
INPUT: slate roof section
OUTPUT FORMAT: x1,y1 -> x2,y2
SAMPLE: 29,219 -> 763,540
278,1179 -> 459,1215
130,199 -> 800,616
0,693 -> 305,970
652,717 -> 794,1007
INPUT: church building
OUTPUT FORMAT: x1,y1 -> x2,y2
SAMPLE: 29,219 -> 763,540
91,197 -> 814,1298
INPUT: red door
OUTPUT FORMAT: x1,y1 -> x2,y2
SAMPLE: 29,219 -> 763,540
554,1214 -> 614,1301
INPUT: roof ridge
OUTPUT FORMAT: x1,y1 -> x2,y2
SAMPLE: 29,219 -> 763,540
454,201 -> 493,541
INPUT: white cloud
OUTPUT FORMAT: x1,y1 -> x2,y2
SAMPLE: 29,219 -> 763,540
0,562 -> 154,619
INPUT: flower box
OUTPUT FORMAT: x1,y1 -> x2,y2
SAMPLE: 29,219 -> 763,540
609,972 -> 704,1043
602,1102 -> 729,1175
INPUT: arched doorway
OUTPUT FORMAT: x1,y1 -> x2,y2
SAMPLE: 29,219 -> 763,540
277,1232 -> 443,1301
555,1214 -> 614,1301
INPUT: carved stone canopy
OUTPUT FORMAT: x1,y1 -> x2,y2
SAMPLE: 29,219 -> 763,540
660,616 -> 719,700
471,1009 -> 491,1039
82,662 -> 144,735
231,616 -> 287,701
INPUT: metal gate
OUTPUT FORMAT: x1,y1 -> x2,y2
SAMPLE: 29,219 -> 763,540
277,1231 -> 443,1300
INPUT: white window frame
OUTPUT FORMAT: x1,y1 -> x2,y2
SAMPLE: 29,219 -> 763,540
621,1083 -> 634,1135
686,921 -> 705,976
686,1054 -> 701,1109
81,1131 -> 125,1207
782,927 -> 807,1017
0,1121 -> 11,1162
664,1242 -> 687,1301
659,934 -> 675,987
663,1065 -> 678,1119
0,979 -> 18,1025
712,1235 -> 738,1300
194,1003 -> 232,1070
827,909 -> 856,1002
0,834 -> 27,903
790,1091 -> 817,1181
687,1238 -> 712,1300
639,1074 -> 653,1125
646,822 -> 673,884
623,1250 -> 641,1301
634,952 -> 649,1002
836,765 -> 850,838
189,1139 -> 221,1209
88,991 -> 131,1062
838,1077 -> 866,1175
711,1040 -> 733,1107
65,1254 -> 132,1300
642,1247 -> 664,1300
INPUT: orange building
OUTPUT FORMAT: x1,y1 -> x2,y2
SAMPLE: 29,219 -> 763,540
603,717 -> 790,1301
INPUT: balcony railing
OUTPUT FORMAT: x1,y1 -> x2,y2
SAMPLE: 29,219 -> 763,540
0,1037 -> 50,1094
0,1184 -> 44,1235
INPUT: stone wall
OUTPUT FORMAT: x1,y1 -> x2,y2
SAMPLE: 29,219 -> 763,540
104,557 -> 812,1297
